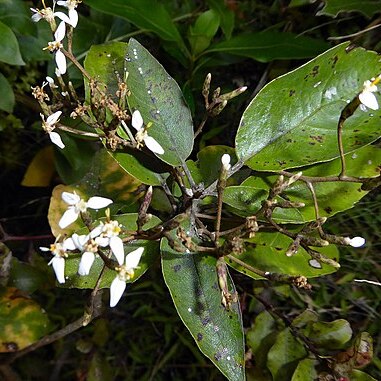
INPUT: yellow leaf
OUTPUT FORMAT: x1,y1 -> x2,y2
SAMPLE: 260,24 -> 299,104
21,146 -> 55,187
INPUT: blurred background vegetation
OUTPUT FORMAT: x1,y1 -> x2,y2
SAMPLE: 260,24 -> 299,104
0,0 -> 380,380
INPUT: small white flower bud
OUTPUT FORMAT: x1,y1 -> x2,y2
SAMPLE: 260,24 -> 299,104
348,236 -> 366,248
221,154 -> 231,171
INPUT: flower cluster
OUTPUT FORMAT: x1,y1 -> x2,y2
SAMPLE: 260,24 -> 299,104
41,191 -> 143,307
32,1 -> 81,75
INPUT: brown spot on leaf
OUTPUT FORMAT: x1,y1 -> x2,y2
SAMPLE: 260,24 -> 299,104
197,333 -> 203,341
289,89 -> 295,96
311,65 -> 319,77
324,206 -> 332,214
173,264 -> 181,272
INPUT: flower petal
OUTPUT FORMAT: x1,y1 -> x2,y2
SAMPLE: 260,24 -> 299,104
70,233 -> 88,250
55,50 -> 67,75
68,8 -> 78,27
125,247 -> 144,270
109,276 -> 126,307
131,110 -> 143,131
63,237 -> 77,251
86,196 -> 113,209
50,256 -> 65,283
78,252 -> 95,276
49,131 -> 65,149
109,236 -> 124,265
40,246 -> 50,252
58,207 -> 79,228
62,191 -> 80,205
54,11 -> 72,25
359,91 -> 379,110
144,135 -> 164,154
95,236 -> 109,247
54,21 -> 66,42
46,110 -> 62,125
90,224 -> 103,238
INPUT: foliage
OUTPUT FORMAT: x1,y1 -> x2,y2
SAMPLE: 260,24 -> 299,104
1,1 -> 381,380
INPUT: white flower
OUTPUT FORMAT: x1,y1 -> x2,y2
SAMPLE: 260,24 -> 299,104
44,21 -> 67,74
221,154 -> 231,171
40,111 -> 65,149
56,0 -> 80,27
40,238 -> 75,283
131,110 -> 164,154
59,192 -> 113,229
66,233 -> 98,276
30,7 -> 55,23
109,247 -> 144,307
359,80 -> 379,110
94,220 -> 124,265
347,236 -> 366,248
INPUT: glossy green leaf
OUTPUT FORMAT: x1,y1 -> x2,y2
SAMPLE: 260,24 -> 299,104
110,151 -> 167,186
226,232 -> 339,279
84,42 -> 169,184
225,145 -> 381,223
189,10 -> 220,56
236,43 -> 381,170
205,31 -> 329,62
0,72 -> 14,113
304,319 -> 352,348
0,20 -> 25,65
267,328 -> 307,381
188,145 -> 237,187
206,0 -> 235,39
317,0 -> 381,18
161,223 -> 245,381
126,38 -> 194,166
60,214 -> 160,289
291,358 -> 318,381
86,0 -> 184,45
0,287 -> 50,352
84,41 -> 128,102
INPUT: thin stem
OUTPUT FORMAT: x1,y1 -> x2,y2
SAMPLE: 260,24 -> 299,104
227,254 -> 267,278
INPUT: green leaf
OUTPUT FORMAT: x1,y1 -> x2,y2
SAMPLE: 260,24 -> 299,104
205,31 -> 329,62
0,20 -> 25,65
0,0 -> 35,35
317,0 -> 381,18
161,223 -> 245,381
246,311 -> 278,375
206,0 -> 235,39
0,72 -> 15,113
85,0 -> 185,46
60,213 -> 160,289
236,43 -> 381,170
350,370 -> 378,381
126,38 -> 194,166
226,232 -> 339,279
267,328 -> 307,381
189,10 -> 220,56
84,42 -> 169,184
110,151 -> 167,186
304,319 -> 352,348
188,145 -> 237,187
0,287 -> 51,352
84,41 -> 128,103
291,358 -> 318,380
229,144 -> 381,223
